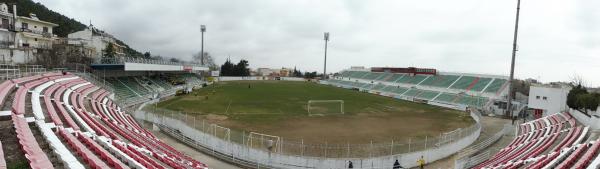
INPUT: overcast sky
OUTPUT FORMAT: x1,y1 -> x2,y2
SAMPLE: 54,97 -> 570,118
36,0 -> 599,86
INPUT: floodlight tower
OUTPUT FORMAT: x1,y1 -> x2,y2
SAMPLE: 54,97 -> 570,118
200,25 -> 206,65
323,32 -> 330,79
507,0 -> 521,124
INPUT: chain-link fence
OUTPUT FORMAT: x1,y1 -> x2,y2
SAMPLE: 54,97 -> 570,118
135,105 -> 483,168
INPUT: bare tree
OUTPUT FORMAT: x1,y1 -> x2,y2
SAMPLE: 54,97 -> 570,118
193,51 -> 218,70
569,74 -> 589,87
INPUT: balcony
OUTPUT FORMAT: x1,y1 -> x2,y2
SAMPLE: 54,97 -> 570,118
16,27 -> 53,38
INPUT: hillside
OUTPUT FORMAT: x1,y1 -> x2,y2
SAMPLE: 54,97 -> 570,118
2,0 -> 143,56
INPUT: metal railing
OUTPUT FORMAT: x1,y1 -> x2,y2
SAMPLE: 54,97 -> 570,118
93,56 -> 204,67
60,63 -> 115,95
0,64 -> 48,80
454,123 -> 513,169
15,27 -> 54,38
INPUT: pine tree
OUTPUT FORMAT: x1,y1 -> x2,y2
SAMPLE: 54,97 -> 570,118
102,43 -> 116,58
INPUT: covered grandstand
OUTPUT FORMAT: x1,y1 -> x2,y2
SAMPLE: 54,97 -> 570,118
90,56 -> 208,107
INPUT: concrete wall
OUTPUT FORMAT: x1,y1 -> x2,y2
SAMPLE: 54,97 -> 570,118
569,109 -> 600,130
218,76 -> 267,81
0,48 -> 36,63
0,30 -> 15,47
279,77 -> 305,81
217,76 -> 307,82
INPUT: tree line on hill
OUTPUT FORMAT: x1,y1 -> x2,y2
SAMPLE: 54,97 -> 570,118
291,67 -> 320,79
218,60 -> 320,78
7,0 -> 143,57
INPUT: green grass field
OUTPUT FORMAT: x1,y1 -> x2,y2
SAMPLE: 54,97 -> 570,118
157,80 -> 474,144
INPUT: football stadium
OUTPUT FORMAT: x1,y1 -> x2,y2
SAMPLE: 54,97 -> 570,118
0,0 -> 599,169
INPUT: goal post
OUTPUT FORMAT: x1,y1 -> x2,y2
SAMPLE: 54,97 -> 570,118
209,124 -> 231,142
307,100 -> 344,116
246,132 -> 281,153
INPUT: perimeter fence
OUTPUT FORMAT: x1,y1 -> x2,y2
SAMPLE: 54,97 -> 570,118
134,104 -> 484,168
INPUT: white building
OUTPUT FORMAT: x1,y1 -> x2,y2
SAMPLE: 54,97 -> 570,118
0,3 -> 59,63
528,84 -> 571,118
15,13 -> 58,49
0,3 -> 15,49
68,25 -> 125,59
257,68 -> 276,76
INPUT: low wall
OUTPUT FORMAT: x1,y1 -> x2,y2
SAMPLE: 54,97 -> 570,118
280,77 -> 305,81
134,109 -> 482,169
217,76 -> 307,82
569,109 -> 600,130
218,76 -> 266,81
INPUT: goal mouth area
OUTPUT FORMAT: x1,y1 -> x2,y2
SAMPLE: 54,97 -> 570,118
307,100 -> 345,116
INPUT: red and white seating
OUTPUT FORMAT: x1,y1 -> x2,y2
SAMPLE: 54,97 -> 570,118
0,73 -> 208,169
474,113 -> 590,169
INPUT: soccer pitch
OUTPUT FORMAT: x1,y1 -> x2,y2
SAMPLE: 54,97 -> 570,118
156,80 -> 474,144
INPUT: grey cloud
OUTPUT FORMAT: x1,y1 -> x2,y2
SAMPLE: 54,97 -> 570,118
35,0 -> 600,86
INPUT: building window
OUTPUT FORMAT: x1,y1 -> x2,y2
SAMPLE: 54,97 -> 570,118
543,96 -> 547,100
21,22 -> 28,29
34,38 -> 37,41
536,96 -> 540,99
43,27 -> 48,33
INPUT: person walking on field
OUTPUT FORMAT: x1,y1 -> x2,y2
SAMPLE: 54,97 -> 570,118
417,156 -> 425,169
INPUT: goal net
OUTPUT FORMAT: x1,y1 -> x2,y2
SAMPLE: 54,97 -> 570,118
307,100 -> 344,116
208,124 -> 231,141
246,132 -> 281,153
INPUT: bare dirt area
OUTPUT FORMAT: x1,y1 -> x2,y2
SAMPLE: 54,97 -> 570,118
214,112 -> 471,144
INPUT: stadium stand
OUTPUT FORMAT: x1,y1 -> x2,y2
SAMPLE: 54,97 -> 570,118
468,77 -> 493,92
416,90 -> 440,100
419,75 -> 460,88
0,73 -> 208,169
484,78 -> 508,93
396,74 -> 428,84
107,73 -> 201,100
362,72 -> 384,80
327,70 -> 509,109
450,76 -> 478,90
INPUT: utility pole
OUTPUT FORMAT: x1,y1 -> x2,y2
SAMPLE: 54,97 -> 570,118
508,0 -> 521,124
323,32 -> 330,79
200,25 -> 206,65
